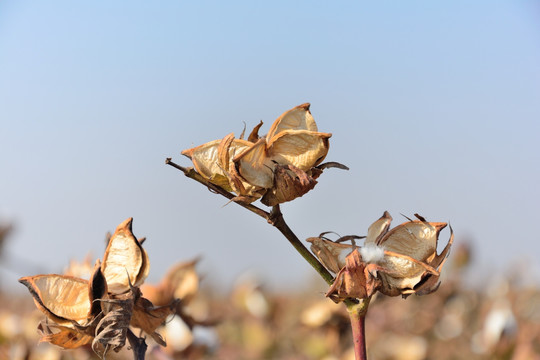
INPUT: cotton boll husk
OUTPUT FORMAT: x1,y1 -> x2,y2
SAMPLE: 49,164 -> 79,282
266,103 -> 318,141
267,130 -> 331,171
379,221 -> 446,263
18,275 -> 91,326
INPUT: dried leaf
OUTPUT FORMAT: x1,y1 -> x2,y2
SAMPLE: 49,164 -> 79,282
102,218 -> 149,294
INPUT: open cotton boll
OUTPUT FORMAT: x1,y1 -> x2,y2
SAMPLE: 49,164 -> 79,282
359,244 -> 385,264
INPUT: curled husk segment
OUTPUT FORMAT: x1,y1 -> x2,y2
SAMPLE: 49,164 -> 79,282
182,103 -> 343,205
309,212 -> 453,302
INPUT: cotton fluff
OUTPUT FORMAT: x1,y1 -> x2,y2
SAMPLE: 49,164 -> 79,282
359,244 -> 385,264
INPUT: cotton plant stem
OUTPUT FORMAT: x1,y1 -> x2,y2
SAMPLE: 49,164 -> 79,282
126,329 -> 147,360
165,158 -> 269,219
167,157 -> 368,356
347,297 -> 371,360
268,205 -> 335,285
165,158 -> 335,285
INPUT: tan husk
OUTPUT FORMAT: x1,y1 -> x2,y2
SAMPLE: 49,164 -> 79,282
102,218 -> 149,295
182,139 -> 234,191
374,216 -> 451,297
19,275 -> 93,326
266,130 -> 331,170
306,237 -> 353,274
233,138 -> 275,189
266,103 -> 319,141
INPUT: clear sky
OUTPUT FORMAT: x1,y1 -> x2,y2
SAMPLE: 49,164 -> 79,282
1,1 -> 539,291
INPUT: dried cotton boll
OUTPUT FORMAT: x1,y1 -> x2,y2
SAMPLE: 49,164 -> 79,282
182,103 -> 343,205
310,212 -> 453,302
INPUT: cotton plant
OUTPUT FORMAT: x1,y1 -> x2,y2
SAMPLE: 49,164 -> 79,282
168,103 -> 454,360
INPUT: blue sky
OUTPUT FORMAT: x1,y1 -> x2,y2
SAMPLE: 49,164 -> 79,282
1,1 -> 539,291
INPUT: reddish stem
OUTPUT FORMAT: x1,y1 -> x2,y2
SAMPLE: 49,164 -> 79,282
347,298 -> 370,360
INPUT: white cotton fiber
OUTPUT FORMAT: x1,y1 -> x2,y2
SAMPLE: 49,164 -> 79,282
359,244 -> 385,263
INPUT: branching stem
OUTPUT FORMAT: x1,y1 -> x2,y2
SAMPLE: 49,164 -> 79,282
166,158 -> 334,285
166,157 -> 367,357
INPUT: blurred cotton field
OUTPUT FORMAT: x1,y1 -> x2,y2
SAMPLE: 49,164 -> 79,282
1,222 -> 539,360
